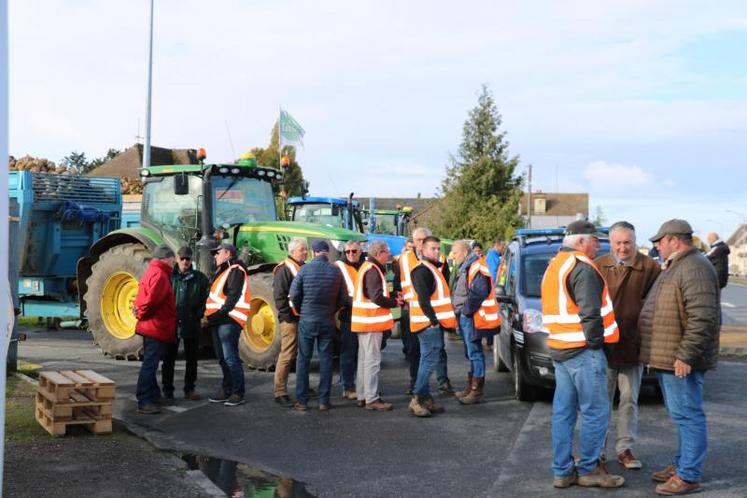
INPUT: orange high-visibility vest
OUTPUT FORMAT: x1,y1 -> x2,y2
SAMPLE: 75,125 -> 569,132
205,264 -> 252,328
399,249 -> 420,303
541,250 -> 619,349
467,257 -> 501,330
410,260 -> 457,332
351,261 -> 394,332
274,258 -> 302,316
335,260 -> 359,298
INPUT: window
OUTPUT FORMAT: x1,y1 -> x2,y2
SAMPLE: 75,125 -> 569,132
293,203 -> 345,228
521,253 -> 554,298
142,175 -> 203,243
212,176 -> 276,226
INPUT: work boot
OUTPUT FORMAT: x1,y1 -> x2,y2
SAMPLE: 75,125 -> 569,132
577,461 -> 625,488
652,465 -> 676,483
459,377 -> 484,405
553,470 -> 577,489
424,395 -> 445,414
655,475 -> 701,495
342,389 -> 357,400
455,374 -> 473,399
409,396 -> 431,417
365,399 -> 393,411
184,391 -> 201,401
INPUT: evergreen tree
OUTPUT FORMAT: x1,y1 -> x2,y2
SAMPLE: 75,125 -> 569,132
246,122 -> 306,198
432,85 -> 524,241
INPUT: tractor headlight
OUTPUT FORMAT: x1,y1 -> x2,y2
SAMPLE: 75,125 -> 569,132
230,168 -> 240,174
219,167 -> 229,174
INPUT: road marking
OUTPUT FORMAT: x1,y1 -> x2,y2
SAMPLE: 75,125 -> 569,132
722,302 -> 736,308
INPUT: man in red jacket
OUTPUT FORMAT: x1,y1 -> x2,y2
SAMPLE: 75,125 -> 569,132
133,245 -> 177,414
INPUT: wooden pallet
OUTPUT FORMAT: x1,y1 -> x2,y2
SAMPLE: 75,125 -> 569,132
35,402 -> 112,437
35,370 -> 115,437
37,370 -> 116,403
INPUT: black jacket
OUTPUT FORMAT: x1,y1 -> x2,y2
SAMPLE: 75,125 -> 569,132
171,267 -> 210,337
206,258 -> 249,327
273,257 -> 304,323
706,241 -> 730,289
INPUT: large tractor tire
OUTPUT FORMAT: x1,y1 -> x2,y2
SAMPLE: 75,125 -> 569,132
239,271 -> 281,371
84,243 -> 149,360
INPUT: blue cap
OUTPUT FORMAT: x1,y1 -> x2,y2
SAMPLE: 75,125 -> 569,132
311,240 -> 329,253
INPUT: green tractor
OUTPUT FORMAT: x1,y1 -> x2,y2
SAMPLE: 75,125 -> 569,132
76,156 -> 366,369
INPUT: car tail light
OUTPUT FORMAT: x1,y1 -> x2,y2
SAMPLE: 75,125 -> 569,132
522,309 -> 545,334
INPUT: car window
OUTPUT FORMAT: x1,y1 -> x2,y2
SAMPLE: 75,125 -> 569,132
504,249 -> 517,293
521,253 -> 554,298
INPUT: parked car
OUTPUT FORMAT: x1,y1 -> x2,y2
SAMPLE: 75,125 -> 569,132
493,227 -> 656,401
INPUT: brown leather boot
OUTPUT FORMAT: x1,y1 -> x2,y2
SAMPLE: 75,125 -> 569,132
455,374 -> 473,399
459,377 -> 484,405
655,475 -> 701,495
577,460 -> 625,488
409,396 -> 431,417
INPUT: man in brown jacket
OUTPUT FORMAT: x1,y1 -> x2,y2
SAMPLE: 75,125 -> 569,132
595,221 -> 660,470
638,219 -> 720,496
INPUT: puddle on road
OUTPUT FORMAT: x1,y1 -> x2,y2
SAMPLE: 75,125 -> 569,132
181,453 -> 315,498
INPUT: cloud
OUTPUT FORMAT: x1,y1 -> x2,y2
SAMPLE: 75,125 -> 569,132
583,161 -> 655,192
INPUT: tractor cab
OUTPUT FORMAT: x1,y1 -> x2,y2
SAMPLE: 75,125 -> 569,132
365,206 -> 412,236
287,196 -> 365,233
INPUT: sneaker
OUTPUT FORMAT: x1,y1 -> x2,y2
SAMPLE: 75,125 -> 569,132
209,391 -> 229,403
652,465 -> 677,483
655,475 -> 701,495
438,382 -> 455,395
137,403 -> 161,415
553,470 -> 577,489
342,389 -> 357,400
184,391 -> 201,401
618,449 -> 642,470
577,461 -> 625,488
365,399 -> 393,411
224,394 -> 246,407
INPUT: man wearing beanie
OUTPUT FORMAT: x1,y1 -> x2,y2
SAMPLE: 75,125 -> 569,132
133,245 -> 177,415
288,240 -> 348,411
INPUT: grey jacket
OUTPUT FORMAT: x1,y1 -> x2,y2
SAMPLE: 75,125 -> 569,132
638,247 -> 720,371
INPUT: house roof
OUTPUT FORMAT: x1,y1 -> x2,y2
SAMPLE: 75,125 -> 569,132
88,144 -> 198,177
727,224 -> 747,246
520,192 -> 589,217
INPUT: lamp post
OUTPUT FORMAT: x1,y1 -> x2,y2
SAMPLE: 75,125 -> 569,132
143,0 -> 154,169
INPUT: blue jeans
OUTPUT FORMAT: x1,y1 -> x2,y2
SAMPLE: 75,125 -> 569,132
136,336 -> 166,406
459,315 -> 485,378
339,320 -> 357,391
657,370 -> 707,482
551,348 -> 609,478
296,320 -> 334,405
414,326 -> 444,396
212,322 -> 245,396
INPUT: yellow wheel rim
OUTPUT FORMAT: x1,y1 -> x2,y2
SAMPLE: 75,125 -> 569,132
243,297 -> 276,353
100,271 -> 138,340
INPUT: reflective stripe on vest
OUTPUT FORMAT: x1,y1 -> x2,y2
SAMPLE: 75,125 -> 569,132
351,262 -> 394,332
541,251 -> 619,349
335,260 -> 358,298
274,258 -> 301,316
399,250 -> 419,302
467,257 -> 501,330
410,260 -> 457,332
205,264 -> 252,328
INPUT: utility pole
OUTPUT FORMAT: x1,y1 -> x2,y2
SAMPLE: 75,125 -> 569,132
143,0 -> 154,169
1,0 -> 11,490
527,164 -> 532,229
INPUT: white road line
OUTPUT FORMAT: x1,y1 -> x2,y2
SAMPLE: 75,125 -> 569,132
722,302 -> 736,308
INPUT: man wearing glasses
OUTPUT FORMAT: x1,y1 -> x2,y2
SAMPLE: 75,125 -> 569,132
335,240 -> 363,401
161,246 -> 210,402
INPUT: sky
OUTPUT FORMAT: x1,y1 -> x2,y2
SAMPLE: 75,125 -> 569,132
9,1 -> 747,243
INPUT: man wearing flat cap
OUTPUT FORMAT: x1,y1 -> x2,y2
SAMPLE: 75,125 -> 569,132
638,219 -> 720,495
133,245 -> 177,414
288,240 -> 348,411
543,220 -> 624,489
205,243 -> 252,407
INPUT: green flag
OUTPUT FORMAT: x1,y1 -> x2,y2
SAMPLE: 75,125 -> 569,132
279,109 -> 305,148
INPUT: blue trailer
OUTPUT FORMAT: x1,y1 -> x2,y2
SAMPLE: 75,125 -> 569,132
9,171 -> 122,318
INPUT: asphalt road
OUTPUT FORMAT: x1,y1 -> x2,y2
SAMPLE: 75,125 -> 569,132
17,328 -> 747,497
721,283 -> 747,325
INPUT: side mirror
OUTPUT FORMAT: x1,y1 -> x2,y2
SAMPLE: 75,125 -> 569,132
174,172 -> 189,195
494,285 -> 513,304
